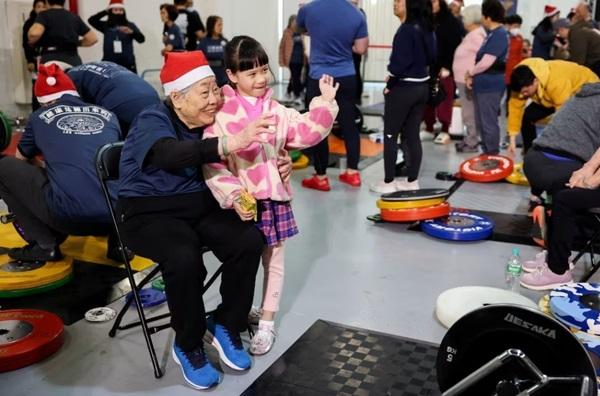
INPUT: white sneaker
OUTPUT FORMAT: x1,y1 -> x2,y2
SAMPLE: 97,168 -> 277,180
247,306 -> 262,326
434,132 -> 451,145
420,131 -> 435,141
396,179 -> 420,191
370,180 -> 399,194
250,321 -> 276,356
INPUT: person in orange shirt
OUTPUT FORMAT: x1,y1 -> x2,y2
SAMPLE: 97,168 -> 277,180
504,14 -> 523,116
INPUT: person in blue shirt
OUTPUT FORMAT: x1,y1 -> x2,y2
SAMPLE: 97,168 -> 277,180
0,64 -> 122,262
297,0 -> 368,191
67,61 -> 160,136
197,15 -> 228,86
370,0 -> 436,194
465,0 -> 508,155
160,3 -> 184,55
88,0 -> 145,74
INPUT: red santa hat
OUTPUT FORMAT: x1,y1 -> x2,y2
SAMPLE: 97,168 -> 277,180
108,0 -> 125,9
544,4 -> 560,18
160,51 -> 215,95
35,64 -> 79,104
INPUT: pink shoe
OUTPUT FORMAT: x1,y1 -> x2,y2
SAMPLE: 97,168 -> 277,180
523,251 -> 546,273
520,264 -> 573,291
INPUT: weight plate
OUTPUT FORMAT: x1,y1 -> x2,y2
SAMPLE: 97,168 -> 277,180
151,277 -> 165,292
0,257 -> 73,291
539,294 -> 551,316
0,309 -> 64,373
435,286 -> 538,328
291,154 -> 309,170
376,197 -> 445,210
550,283 -> 600,335
459,154 -> 514,183
0,274 -> 72,298
505,163 -> 529,186
421,210 -> 495,241
290,150 -> 301,162
0,111 -> 13,153
85,307 -> 117,323
127,288 -> 167,308
437,304 -> 597,396
381,188 -> 450,202
380,202 -> 450,223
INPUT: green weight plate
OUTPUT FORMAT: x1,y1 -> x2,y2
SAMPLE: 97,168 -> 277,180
0,111 -> 12,152
0,273 -> 73,298
290,150 -> 301,162
151,277 -> 165,291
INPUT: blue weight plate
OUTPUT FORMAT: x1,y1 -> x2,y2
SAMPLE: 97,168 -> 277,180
381,188 -> 449,202
127,288 -> 167,308
550,283 -> 600,336
421,211 -> 494,241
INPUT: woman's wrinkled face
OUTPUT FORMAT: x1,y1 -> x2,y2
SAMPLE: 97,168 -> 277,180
34,1 -> 46,14
172,77 -> 222,127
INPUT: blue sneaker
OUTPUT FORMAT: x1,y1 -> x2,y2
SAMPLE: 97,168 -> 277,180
205,316 -> 252,371
172,344 -> 222,390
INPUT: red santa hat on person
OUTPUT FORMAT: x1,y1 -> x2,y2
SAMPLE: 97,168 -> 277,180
108,0 -> 125,9
160,51 -> 215,96
544,4 -> 560,18
35,63 -> 79,104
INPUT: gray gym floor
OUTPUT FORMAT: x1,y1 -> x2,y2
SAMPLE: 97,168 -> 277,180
3,84 -> 597,395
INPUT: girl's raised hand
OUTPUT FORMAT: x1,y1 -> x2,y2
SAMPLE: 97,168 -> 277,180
319,74 -> 339,102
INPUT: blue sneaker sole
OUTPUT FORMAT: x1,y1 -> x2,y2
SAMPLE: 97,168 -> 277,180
172,348 -> 221,390
204,330 -> 251,371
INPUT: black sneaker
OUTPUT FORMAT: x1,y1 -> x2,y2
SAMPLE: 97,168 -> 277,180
8,242 -> 62,262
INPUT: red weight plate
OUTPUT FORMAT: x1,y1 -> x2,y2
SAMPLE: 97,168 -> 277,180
0,309 -> 64,372
380,202 -> 450,222
459,154 -> 514,183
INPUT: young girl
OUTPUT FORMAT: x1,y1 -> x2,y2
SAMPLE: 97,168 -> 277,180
203,35 -> 339,355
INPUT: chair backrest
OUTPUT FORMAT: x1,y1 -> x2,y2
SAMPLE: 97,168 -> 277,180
96,141 -> 124,182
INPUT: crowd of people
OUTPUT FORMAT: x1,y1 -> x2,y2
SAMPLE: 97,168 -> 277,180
11,0 -> 600,391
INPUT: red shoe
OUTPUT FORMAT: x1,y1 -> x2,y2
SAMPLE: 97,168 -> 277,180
339,171 -> 361,187
302,175 -> 331,191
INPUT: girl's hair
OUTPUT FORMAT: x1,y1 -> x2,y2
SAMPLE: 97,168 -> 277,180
225,35 -> 269,73
405,0 -> 434,32
160,4 -> 178,22
206,15 -> 222,38
287,14 -> 297,29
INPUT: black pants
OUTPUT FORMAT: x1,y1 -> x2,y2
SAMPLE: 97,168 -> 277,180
384,82 -> 429,182
353,52 -> 363,104
0,157 -> 110,246
590,60 -> 600,79
307,75 -> 360,174
523,147 -> 584,197
521,102 -> 554,153
547,188 -> 600,274
31,79 -> 40,112
287,63 -> 304,97
117,191 -> 263,352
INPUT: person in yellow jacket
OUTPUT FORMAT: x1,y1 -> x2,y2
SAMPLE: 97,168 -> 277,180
507,57 -> 599,155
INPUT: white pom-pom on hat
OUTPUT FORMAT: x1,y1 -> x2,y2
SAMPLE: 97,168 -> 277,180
46,77 -> 56,86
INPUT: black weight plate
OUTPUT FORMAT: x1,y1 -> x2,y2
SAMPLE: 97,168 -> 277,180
437,304 -> 597,396
381,188 -> 449,202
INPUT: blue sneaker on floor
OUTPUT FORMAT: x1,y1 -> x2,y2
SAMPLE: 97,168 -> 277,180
172,344 -> 222,390
205,316 -> 252,371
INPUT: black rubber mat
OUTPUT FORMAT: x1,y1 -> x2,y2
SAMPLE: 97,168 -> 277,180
1,260 -> 130,325
242,320 -> 440,396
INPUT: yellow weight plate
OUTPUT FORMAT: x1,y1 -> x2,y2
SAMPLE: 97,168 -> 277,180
376,197 -> 445,210
292,154 -> 309,170
506,163 -> 529,186
538,294 -> 551,316
0,256 -> 73,290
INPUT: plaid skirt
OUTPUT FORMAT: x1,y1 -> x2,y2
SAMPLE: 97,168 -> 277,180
255,200 -> 299,246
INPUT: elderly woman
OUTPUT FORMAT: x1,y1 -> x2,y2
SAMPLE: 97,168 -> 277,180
452,4 -> 486,153
117,51 -> 283,390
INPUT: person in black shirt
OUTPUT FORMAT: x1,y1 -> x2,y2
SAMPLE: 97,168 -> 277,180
27,0 -> 97,69
197,16 -> 228,86
88,0 -> 145,73
160,4 -> 184,55
22,0 -> 47,111
174,0 -> 205,50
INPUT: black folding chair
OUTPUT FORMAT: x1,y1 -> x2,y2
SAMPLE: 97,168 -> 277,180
572,208 -> 600,282
95,141 -> 223,378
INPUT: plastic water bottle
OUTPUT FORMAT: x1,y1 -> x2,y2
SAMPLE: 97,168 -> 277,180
505,248 -> 523,292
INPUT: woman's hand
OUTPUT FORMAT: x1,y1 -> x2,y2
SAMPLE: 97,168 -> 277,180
507,135 -> 517,156
277,151 -> 293,183
228,114 -> 277,152
439,68 -> 450,79
568,165 -> 595,188
319,74 -> 339,102
465,72 -> 473,90
233,201 -> 255,221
